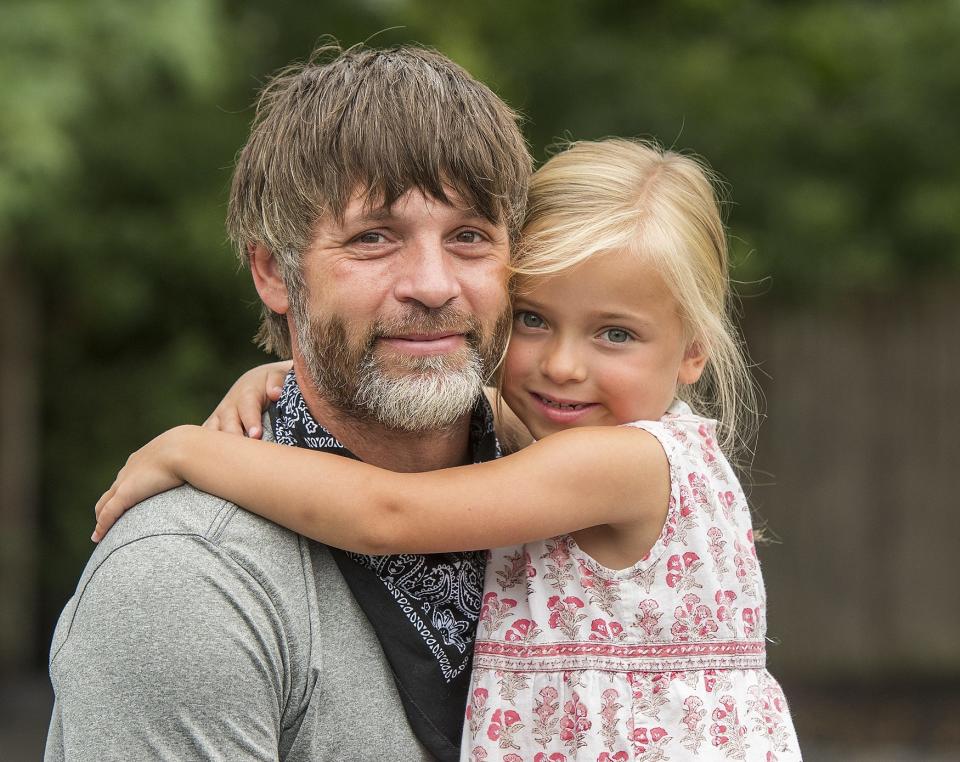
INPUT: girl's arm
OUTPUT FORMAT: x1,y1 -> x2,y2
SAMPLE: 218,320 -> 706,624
204,360 -> 293,438
94,424 -> 668,554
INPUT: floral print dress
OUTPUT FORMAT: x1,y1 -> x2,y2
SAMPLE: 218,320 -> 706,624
462,402 -> 801,761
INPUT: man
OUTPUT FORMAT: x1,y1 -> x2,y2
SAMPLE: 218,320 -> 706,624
45,44 -> 531,760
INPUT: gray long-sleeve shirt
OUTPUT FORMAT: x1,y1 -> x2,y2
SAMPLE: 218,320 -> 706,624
45,481 -> 432,760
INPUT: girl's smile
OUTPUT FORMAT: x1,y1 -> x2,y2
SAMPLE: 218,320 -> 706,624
502,247 -> 706,440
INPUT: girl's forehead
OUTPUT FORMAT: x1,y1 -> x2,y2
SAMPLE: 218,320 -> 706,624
515,249 -> 672,303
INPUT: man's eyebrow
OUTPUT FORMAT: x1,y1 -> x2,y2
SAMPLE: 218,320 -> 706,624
347,206 -> 394,224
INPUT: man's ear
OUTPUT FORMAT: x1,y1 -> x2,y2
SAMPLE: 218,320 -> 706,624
248,243 -> 289,315
678,340 -> 708,385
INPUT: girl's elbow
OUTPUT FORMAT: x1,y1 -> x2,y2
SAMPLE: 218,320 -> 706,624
353,498 -> 410,554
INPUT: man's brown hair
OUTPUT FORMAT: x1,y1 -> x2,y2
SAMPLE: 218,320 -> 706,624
227,42 -> 532,356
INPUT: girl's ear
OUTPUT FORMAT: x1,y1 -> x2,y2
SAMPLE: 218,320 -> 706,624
678,341 -> 708,385
248,243 -> 290,315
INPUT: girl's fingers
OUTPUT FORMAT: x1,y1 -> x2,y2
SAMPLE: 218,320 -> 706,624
266,370 -> 287,400
239,394 -> 264,439
202,412 -> 221,431
94,482 -> 118,521
218,411 -> 245,437
92,496 -> 120,543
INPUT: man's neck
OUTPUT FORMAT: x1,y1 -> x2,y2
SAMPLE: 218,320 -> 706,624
293,366 -> 473,473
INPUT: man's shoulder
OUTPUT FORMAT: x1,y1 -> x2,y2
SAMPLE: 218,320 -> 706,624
98,484 -> 304,565
70,485 -> 315,630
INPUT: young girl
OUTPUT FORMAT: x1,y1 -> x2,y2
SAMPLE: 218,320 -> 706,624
94,139 -> 801,760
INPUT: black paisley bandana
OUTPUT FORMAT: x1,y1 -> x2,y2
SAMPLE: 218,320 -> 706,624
269,371 -> 500,761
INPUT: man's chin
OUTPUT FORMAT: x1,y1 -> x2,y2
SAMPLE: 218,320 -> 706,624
371,347 -> 477,376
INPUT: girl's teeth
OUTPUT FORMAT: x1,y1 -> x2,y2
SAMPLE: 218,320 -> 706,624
540,395 -> 585,410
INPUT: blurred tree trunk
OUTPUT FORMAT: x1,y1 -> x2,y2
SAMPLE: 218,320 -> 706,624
0,259 -> 39,671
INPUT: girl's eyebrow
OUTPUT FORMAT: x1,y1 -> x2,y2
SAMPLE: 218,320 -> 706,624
590,310 -> 652,324
512,297 -> 548,312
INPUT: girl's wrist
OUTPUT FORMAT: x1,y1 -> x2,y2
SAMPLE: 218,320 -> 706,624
164,424 -> 202,479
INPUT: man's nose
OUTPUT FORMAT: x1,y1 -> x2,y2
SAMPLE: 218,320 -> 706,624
539,337 -> 587,385
393,238 -> 462,309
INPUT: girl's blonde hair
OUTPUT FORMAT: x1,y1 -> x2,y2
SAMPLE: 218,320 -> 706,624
514,138 -> 758,458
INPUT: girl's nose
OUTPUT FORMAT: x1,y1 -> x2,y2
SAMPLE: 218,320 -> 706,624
539,339 -> 587,384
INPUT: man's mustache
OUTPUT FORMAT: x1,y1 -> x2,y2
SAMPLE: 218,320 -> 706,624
367,307 -> 483,348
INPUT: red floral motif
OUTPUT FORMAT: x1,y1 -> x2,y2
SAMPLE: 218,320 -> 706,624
479,592 -> 517,637
469,746 -> 487,762
631,672 -> 671,720
631,725 -> 671,761
718,490 -> 737,520
747,681 -> 793,753
598,687 -> 623,751
589,618 -> 625,641
688,472 -> 715,520
487,708 -> 524,750
698,422 -> 715,448
547,595 -> 587,639
497,670 -> 531,704
598,753 -> 629,762
671,488 -> 701,544
541,538 -> 575,591
661,494 -> 678,546
665,551 -> 703,591
496,548 -> 536,592
633,599 -> 663,639
534,753 -> 568,762
532,685 -> 560,747
710,695 -> 748,759
733,532 -> 759,596
560,691 -> 592,751
707,526 -> 729,575
503,755 -> 524,762
671,593 -> 719,641
467,687 -> 490,738
579,562 -> 621,615
715,589 -> 739,635
703,669 -> 733,694
680,695 -> 707,753
505,618 -> 542,643
742,606 -> 761,638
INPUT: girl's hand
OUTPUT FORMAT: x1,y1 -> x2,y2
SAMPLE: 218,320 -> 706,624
204,360 -> 292,439
92,426 -> 196,542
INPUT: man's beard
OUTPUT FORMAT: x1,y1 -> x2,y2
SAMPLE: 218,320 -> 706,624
293,304 -> 509,432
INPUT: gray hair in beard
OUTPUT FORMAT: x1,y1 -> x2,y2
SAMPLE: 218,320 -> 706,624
294,305 -> 508,432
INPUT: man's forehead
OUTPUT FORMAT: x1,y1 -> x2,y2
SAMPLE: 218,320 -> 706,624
343,185 -> 492,223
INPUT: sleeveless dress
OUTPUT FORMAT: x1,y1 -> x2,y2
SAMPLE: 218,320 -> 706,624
462,402 -> 802,761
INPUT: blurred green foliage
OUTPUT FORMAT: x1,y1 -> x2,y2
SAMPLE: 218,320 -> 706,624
2,0 -> 958,647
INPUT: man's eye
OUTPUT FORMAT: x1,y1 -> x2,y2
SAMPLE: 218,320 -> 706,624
601,328 -> 632,343
516,311 -> 545,329
356,232 -> 386,244
455,230 -> 483,244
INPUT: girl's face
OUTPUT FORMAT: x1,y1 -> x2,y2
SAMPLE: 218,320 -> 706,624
502,248 -> 706,440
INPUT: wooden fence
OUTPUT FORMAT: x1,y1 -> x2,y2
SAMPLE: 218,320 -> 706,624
744,281 -> 959,680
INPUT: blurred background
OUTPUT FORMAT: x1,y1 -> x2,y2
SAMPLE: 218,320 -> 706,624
2,0 -> 958,759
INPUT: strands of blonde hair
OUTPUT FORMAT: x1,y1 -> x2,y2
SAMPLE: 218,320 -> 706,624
513,139 -> 759,460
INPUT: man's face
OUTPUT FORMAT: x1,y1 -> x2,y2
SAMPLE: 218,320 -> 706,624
290,187 -> 511,431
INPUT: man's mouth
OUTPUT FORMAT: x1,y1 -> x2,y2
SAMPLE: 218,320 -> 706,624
379,332 -> 467,355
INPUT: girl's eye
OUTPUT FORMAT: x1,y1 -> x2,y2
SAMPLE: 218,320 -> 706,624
455,230 -> 483,244
516,311 -> 545,329
601,328 -> 632,344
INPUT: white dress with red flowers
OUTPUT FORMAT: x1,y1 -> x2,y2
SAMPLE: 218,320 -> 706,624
462,402 -> 801,761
